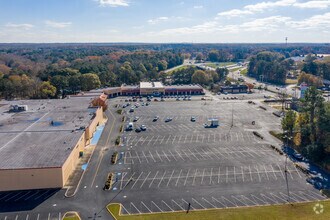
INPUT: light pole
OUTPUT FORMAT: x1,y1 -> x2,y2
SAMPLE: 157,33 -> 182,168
283,131 -> 292,205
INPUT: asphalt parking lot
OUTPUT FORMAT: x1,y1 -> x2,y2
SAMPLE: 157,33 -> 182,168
110,97 -> 327,214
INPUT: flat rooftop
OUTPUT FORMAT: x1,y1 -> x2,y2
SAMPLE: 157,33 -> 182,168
140,82 -> 164,89
0,98 -> 97,170
165,84 -> 203,90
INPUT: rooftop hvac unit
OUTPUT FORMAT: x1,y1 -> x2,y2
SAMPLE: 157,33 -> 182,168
10,105 -> 28,112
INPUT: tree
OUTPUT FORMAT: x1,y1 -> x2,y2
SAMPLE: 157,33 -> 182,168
216,68 -> 229,81
281,110 -> 297,137
50,75 -> 68,97
68,75 -> 81,94
39,81 -> 56,98
157,60 -> 168,71
192,70 -> 209,85
80,73 -> 101,91
208,50 -> 219,62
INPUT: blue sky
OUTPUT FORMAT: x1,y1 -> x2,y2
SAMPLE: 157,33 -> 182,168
0,0 -> 329,43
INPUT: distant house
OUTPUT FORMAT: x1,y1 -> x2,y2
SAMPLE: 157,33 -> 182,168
220,85 -> 248,94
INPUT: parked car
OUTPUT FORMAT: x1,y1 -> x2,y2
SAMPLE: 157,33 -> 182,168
191,117 -> 196,122
165,117 -> 172,122
146,102 -> 150,106
129,108 -> 134,112
153,116 -> 159,122
133,116 -> 139,122
135,127 -> 141,132
140,125 -> 147,131
293,152 -> 303,160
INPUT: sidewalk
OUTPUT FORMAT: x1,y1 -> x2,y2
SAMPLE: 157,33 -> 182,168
64,145 -> 95,197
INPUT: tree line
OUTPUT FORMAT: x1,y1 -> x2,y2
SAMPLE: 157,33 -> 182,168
282,87 -> 330,168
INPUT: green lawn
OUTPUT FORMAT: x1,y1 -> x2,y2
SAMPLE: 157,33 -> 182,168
240,68 -> 248,75
107,200 -> 330,220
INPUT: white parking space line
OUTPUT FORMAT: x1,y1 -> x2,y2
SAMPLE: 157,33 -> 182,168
166,170 -> 175,187
254,165 -> 261,182
158,171 -> 167,187
122,172 -> 135,190
201,168 -> 206,184
175,170 -> 183,186
210,168 -> 213,184
34,190 -> 51,200
209,149 -> 221,159
232,195 -> 248,206
168,150 -> 177,161
226,167 -> 229,183
121,205 -> 131,215
182,198 -> 195,210
241,167 -> 245,182
196,134 -> 199,143
5,192 -> 24,202
184,169 -> 190,186
155,150 -> 163,162
270,193 -> 287,203
192,169 -> 198,186
178,135 -> 182,143
151,201 -> 163,212
184,135 -> 188,143
159,136 -> 165,144
47,213 -> 50,220
131,202 -> 141,214
182,150 -> 193,161
188,149 -> 200,160
263,165 -> 270,181
147,136 -> 154,145
140,172 -> 151,188
135,151 -> 142,164
153,136 -> 160,145
222,196 -> 237,207
148,151 -> 156,162
24,190 -> 40,200
131,172 -> 143,189
249,165 -> 253,181
148,171 -> 159,188
212,197 -> 226,207
270,165 -> 277,180
260,193 -> 277,204
162,151 -> 171,162
175,150 -> 185,161
142,151 -> 149,163
120,172 -> 127,190
241,195 -> 258,205
218,167 -> 221,183
251,194 -> 268,205
192,198 -> 206,209
140,136 -> 149,146
293,165 -> 302,178
141,201 -> 152,213
276,164 -> 286,180
165,135 -> 171,144
171,135 -> 176,144
172,199 -> 184,210
14,191 -> 31,201
162,200 -> 174,211
202,197 -> 216,208
191,134 -> 194,143
200,149 -> 213,159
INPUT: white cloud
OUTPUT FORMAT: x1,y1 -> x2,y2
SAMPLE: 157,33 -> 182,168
293,0 -> 330,9
240,15 -> 292,31
97,0 -> 129,7
217,9 -> 253,17
193,5 -> 203,9
44,20 -> 72,28
147,17 -> 169,25
5,23 -> 34,30
244,0 -> 296,12
288,12 -> 330,29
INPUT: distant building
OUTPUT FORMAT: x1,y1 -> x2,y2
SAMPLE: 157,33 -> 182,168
220,85 -> 248,94
300,82 -> 308,99
94,82 -> 204,97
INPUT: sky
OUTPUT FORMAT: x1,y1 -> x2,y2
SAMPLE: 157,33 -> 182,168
0,0 -> 329,43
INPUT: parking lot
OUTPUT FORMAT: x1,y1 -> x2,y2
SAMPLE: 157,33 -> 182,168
110,97 -> 327,214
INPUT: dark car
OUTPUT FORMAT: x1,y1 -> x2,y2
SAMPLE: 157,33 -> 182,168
135,127 -> 141,132
191,117 -> 196,122
140,125 -> 147,131
165,117 -> 172,122
153,116 -> 159,122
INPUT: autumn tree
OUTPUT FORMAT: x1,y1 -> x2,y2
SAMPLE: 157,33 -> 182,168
80,73 -> 101,91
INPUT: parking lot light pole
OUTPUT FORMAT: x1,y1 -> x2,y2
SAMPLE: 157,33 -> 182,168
283,133 -> 292,205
